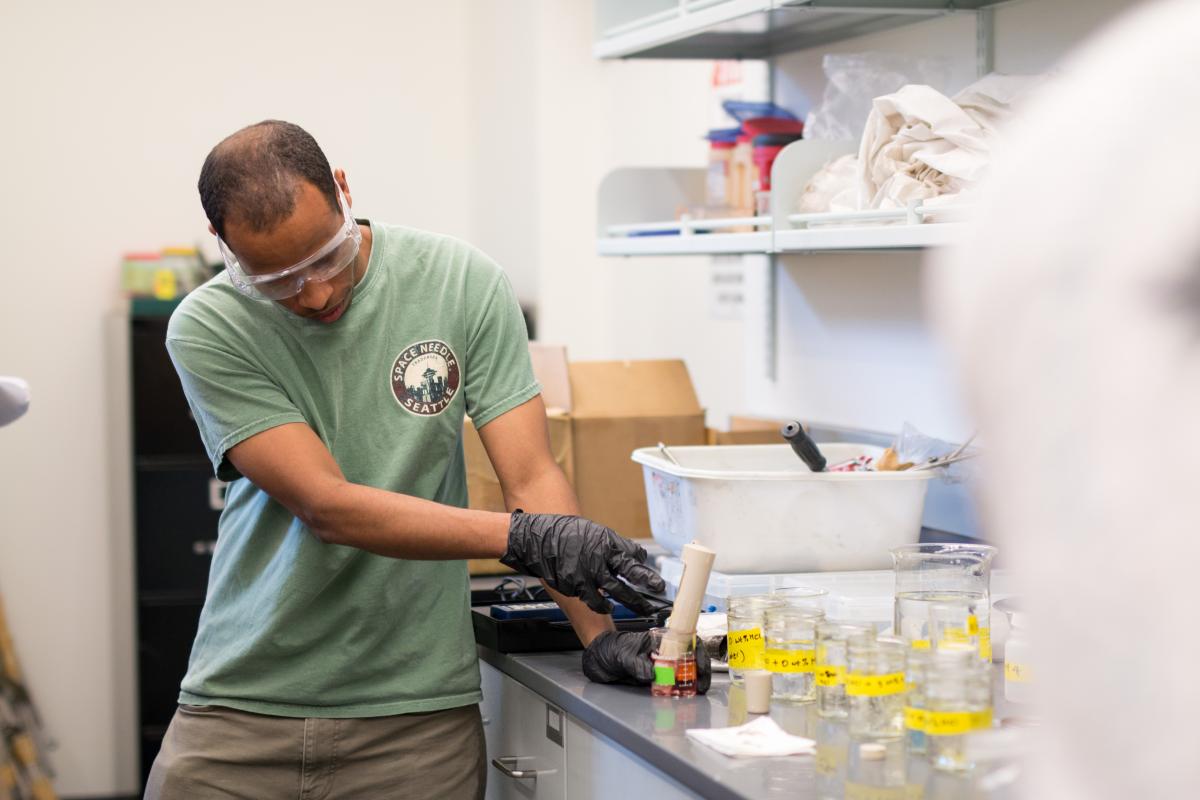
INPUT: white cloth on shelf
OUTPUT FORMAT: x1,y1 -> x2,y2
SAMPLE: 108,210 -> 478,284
685,716 -> 815,758
796,153 -> 859,215
857,74 -> 1038,210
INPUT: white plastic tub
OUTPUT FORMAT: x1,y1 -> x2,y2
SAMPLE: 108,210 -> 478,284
632,444 -> 934,574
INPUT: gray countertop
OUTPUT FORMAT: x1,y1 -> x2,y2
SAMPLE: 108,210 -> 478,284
478,645 -> 1028,800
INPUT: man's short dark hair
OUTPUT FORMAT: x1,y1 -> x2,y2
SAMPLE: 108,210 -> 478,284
198,120 -> 340,238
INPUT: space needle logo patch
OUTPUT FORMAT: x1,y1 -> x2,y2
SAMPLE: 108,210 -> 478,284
391,339 -> 461,416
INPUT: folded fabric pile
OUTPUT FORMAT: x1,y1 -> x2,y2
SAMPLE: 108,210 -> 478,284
858,73 -> 1037,210
797,74 -> 1038,216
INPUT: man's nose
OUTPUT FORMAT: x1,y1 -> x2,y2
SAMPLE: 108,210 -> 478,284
296,278 -> 334,310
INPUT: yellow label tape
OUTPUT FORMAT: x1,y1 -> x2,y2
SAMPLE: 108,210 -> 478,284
904,706 -> 928,732
727,628 -> 765,670
1005,661 -> 1032,683
911,629 -> 992,660
816,665 -> 845,687
845,783 -> 924,800
846,672 -> 906,697
924,710 -> 973,737
765,648 -> 815,673
922,708 -> 992,735
942,627 -> 970,645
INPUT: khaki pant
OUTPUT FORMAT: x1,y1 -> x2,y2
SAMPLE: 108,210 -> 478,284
145,703 -> 486,800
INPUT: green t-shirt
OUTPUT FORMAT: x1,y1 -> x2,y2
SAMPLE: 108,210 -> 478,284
165,221 -> 539,717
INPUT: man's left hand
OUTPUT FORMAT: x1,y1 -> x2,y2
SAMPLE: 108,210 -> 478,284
582,630 -> 712,694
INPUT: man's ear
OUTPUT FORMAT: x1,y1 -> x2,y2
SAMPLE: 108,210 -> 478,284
333,168 -> 352,208
208,223 -> 216,236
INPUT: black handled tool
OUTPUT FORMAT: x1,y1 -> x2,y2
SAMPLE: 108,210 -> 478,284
781,420 -> 826,472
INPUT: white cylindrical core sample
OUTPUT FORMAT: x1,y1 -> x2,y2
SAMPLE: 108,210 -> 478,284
661,542 -> 716,659
744,669 -> 772,714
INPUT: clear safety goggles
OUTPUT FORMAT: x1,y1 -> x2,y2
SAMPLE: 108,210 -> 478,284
219,188 -> 361,301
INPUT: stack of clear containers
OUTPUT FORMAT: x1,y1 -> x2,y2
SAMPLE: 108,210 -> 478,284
815,621 -> 873,719
846,633 -> 907,739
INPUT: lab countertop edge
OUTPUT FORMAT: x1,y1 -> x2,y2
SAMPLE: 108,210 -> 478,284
477,644 -> 789,800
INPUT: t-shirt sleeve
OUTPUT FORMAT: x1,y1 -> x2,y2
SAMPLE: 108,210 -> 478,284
165,334 -> 307,481
463,265 -> 541,429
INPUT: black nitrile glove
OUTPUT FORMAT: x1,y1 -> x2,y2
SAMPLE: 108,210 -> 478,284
501,512 -> 666,616
582,630 -> 712,694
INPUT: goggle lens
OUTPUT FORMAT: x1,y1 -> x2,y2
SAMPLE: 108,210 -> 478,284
250,235 -> 360,300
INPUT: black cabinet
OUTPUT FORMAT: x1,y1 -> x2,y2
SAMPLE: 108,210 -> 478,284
131,312 -> 220,786
131,317 -> 207,461
135,468 -> 223,597
137,602 -> 205,727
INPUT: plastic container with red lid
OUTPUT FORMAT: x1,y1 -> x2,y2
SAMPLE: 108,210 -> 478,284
752,132 -> 803,192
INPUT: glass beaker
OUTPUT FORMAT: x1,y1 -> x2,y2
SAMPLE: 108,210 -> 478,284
764,606 -> 823,703
904,647 -> 932,754
846,633 -> 907,739
815,621 -> 874,719
891,543 -> 997,661
773,584 -> 829,614
727,594 -> 785,684
925,645 -> 976,771
648,627 -> 697,698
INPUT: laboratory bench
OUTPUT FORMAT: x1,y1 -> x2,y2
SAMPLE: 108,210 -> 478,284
477,644 -> 1026,800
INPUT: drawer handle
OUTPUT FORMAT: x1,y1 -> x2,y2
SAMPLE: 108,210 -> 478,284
491,757 -> 538,781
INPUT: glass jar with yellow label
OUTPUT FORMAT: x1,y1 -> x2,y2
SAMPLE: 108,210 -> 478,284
764,606 -> 824,703
815,621 -> 873,719
847,634 -> 907,738
727,595 -> 785,685
903,647 -> 932,755
925,646 -> 976,771
998,598 -> 1033,704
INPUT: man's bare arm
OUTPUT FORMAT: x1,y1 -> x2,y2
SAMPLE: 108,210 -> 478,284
226,421 -> 511,559
478,395 -> 617,646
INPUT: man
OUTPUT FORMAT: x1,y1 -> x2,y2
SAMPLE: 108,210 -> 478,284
147,120 -> 689,798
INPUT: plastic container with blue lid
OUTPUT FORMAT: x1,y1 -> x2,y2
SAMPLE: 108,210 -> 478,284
721,99 -> 799,123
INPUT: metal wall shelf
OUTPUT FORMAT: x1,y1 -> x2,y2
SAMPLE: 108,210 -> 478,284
596,140 -> 969,257
594,0 -> 1006,60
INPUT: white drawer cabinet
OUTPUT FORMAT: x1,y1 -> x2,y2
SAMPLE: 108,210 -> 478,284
481,661 -> 566,800
564,716 -> 699,800
480,660 -> 701,800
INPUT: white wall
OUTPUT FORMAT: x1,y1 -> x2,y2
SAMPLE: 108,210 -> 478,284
0,1 -> 531,794
532,5 -> 745,424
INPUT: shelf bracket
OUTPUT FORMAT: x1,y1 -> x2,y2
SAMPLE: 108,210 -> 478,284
975,7 -> 995,78
766,254 -> 777,382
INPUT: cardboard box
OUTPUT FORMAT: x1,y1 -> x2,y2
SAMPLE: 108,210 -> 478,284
568,359 -> 707,538
706,415 -> 792,445
462,349 -> 706,544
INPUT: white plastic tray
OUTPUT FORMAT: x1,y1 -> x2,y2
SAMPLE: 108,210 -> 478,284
633,444 -> 934,574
